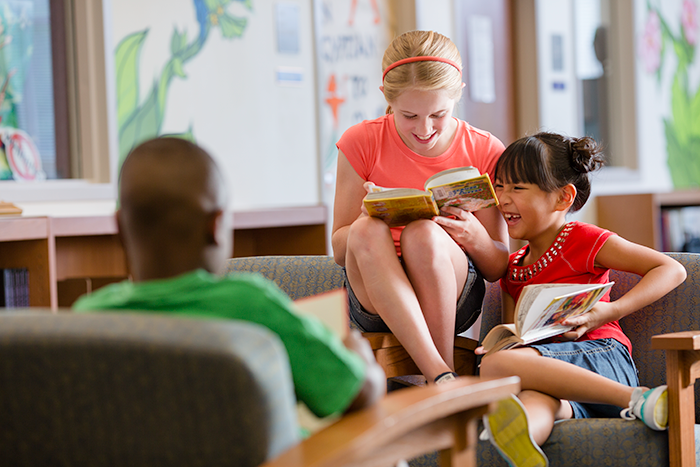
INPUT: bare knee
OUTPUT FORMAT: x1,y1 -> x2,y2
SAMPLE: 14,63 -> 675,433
401,220 -> 449,259
347,217 -> 392,256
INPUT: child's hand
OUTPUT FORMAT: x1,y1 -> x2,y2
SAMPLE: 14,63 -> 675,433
432,206 -> 484,246
474,345 -> 487,355
359,181 -> 377,216
343,328 -> 376,362
363,181 -> 377,193
559,301 -> 612,340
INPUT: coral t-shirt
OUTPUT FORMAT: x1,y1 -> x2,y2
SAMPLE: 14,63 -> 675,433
500,221 -> 632,354
337,114 -> 505,251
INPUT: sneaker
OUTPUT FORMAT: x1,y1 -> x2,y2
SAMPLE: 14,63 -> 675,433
620,385 -> 668,431
483,395 -> 548,467
434,371 -> 458,385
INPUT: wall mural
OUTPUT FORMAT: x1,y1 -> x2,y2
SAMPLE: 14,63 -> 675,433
640,0 -> 699,189
115,0 -> 253,166
313,0 -> 389,250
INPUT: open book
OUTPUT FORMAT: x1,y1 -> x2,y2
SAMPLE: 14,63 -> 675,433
363,166 -> 498,227
294,288 -> 348,338
481,282 -> 615,355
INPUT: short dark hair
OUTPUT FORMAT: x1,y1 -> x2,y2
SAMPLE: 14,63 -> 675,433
493,132 -> 605,212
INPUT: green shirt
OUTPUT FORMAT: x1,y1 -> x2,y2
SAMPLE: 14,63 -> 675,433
73,269 -> 365,418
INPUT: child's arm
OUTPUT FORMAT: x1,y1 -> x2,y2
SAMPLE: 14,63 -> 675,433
433,205 -> 510,281
331,150 -> 371,267
501,289 -> 516,325
342,329 -> 387,413
560,235 -> 687,340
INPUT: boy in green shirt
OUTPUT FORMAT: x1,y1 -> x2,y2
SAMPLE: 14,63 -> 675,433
74,137 -> 385,419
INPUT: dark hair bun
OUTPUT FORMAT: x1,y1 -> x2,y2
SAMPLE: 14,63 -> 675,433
568,136 -> 605,174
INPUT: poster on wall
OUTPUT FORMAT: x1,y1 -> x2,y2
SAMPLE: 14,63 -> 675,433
313,0 -> 390,251
111,0 -> 319,210
637,0 -> 700,189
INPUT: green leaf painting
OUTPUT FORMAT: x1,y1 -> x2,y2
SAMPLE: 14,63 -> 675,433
115,31 -> 147,130
641,0 -> 700,189
115,0 -> 254,166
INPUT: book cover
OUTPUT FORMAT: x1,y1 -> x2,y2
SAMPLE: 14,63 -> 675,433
481,282 -> 614,354
293,288 -> 349,338
363,166 -> 498,227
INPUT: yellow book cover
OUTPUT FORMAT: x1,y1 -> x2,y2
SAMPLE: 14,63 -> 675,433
363,166 -> 498,227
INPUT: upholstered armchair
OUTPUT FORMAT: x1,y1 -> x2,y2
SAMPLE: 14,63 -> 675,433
0,311 -> 520,467
226,252 -> 700,467
476,252 -> 700,467
0,312 -> 300,467
224,255 -> 477,378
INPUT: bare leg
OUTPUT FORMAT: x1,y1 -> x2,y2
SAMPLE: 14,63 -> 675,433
516,390 -> 572,445
344,216 -> 453,381
480,346 -> 636,408
400,220 -> 469,368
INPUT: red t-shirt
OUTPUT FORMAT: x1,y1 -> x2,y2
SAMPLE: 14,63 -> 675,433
500,221 -> 632,353
337,114 -> 504,251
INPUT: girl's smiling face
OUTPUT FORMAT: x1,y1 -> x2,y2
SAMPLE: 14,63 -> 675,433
494,180 -> 564,244
389,88 -> 458,157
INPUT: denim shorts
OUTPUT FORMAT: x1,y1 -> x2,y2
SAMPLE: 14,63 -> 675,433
529,338 -> 639,419
344,253 -> 485,336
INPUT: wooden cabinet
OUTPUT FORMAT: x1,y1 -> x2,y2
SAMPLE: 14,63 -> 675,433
0,206 -> 328,310
596,191 -> 700,251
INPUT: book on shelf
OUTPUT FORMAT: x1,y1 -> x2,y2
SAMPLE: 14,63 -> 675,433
661,206 -> 700,253
0,267 -> 29,309
363,166 -> 499,227
293,288 -> 348,338
481,281 -> 614,355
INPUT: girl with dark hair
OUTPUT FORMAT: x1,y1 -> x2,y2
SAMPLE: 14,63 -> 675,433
477,132 -> 687,467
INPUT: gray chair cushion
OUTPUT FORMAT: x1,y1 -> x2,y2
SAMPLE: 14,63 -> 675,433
0,312 -> 300,467
225,255 -> 345,300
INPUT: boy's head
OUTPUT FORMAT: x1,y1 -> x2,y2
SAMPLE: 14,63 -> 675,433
117,137 -> 231,281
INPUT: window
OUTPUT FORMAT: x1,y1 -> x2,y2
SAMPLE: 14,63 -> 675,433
514,0 -> 638,172
1,0 -> 115,202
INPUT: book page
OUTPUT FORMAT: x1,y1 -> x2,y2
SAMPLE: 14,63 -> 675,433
365,187 -> 428,199
514,284 -> 575,333
518,282 -> 614,336
294,288 -> 349,338
427,174 -> 498,212
527,283 -> 614,331
481,323 -> 518,351
424,166 -> 480,189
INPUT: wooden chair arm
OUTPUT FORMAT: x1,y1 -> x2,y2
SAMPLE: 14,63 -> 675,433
262,375 -> 520,467
362,332 -> 479,377
651,330 -> 700,467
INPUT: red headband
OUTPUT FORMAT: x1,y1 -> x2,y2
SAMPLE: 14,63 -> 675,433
382,56 -> 462,82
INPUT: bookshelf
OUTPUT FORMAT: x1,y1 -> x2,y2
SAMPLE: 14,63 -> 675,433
595,190 -> 700,251
0,205 -> 328,310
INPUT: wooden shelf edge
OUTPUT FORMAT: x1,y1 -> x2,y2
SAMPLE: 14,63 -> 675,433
0,217 -> 49,241
233,205 -> 327,230
655,190 -> 700,207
